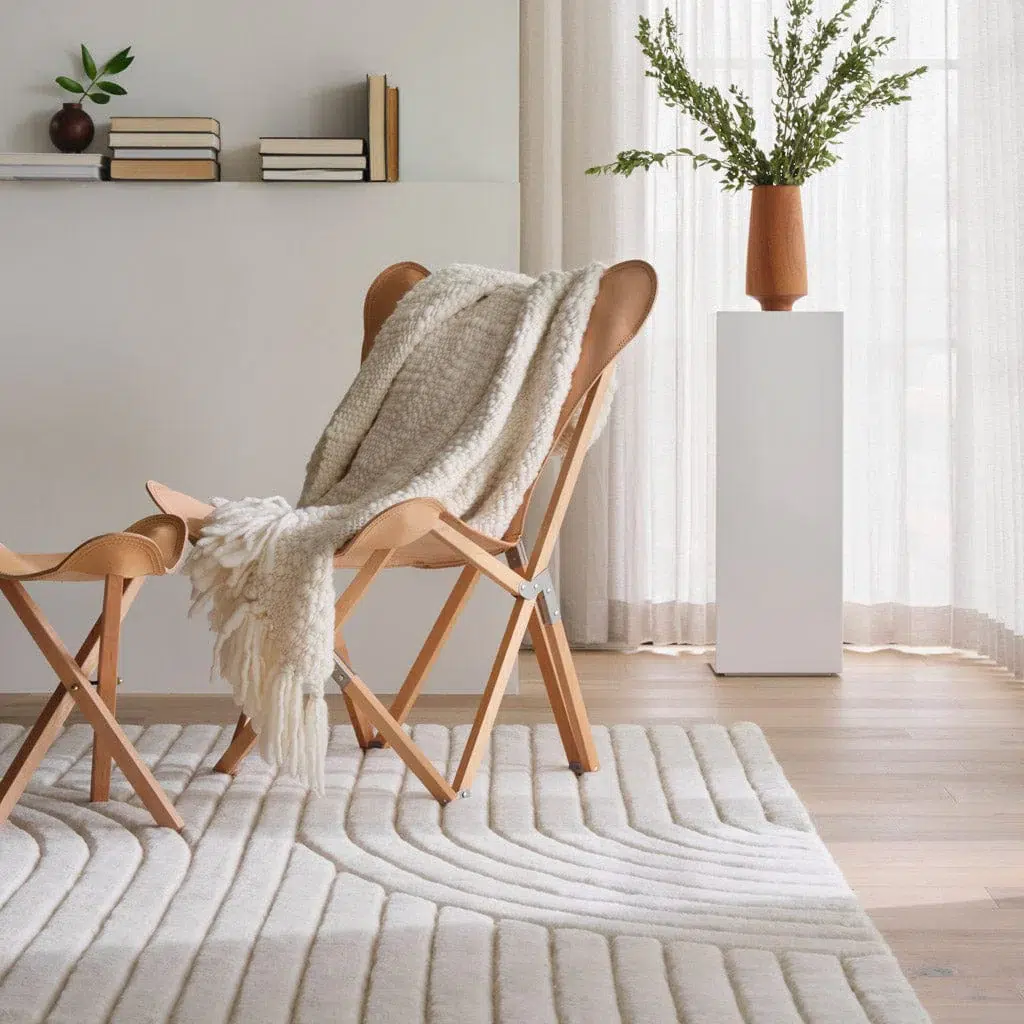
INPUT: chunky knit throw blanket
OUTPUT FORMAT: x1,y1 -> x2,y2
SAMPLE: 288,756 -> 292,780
187,263 -> 607,790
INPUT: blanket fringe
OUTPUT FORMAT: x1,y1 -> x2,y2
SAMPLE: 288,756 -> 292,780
186,496 -> 333,793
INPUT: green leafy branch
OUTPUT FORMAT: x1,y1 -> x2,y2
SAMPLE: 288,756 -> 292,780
587,0 -> 927,191
56,44 -> 134,106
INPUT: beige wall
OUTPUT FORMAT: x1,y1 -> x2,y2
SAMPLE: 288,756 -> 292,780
0,3 -> 520,694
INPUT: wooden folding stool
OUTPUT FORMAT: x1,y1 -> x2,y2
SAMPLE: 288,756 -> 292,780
0,514 -> 188,829
147,259 -> 657,804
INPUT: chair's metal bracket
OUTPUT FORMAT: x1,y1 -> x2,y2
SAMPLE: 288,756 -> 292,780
89,676 -> 124,687
517,568 -> 561,625
507,543 -> 562,625
332,654 -> 355,691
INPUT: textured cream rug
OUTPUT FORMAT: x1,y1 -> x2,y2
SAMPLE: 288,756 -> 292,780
0,721 -> 929,1023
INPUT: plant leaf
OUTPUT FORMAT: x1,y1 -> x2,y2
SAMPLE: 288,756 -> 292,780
55,76 -> 85,94
81,44 -> 97,79
88,91 -> 111,104
98,81 -> 127,95
104,48 -> 134,75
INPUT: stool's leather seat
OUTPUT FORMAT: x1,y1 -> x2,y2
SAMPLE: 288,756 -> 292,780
0,514 -> 187,583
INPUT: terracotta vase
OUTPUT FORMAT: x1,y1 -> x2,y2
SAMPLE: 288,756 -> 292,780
49,102 -> 94,153
745,185 -> 808,312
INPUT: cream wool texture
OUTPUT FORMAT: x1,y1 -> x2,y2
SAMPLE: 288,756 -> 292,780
186,263 -> 607,790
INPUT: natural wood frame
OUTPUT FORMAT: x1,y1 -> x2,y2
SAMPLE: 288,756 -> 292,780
0,576 -> 184,830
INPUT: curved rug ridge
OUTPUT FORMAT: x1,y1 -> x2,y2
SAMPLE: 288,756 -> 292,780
0,722 -> 929,1023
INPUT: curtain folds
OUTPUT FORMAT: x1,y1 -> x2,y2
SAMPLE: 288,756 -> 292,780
522,0 -> 1024,676
954,3 -> 1024,676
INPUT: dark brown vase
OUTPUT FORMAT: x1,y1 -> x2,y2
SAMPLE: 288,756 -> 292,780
49,102 -> 94,153
745,185 -> 808,311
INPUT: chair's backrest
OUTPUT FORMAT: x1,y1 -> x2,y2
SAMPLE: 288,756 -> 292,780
361,259 -> 658,541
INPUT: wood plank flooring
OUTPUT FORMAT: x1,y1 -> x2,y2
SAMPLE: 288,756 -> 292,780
3,649 -> 1022,1022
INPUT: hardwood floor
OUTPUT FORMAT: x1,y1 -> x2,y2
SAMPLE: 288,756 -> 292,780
3,648 -> 1022,1022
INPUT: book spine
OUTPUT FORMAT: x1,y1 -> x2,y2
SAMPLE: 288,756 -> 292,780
386,87 -> 399,183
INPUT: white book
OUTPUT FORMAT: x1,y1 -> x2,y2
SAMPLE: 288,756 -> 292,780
112,147 -> 219,160
0,152 -> 106,166
367,74 -> 387,182
107,132 -> 221,150
261,154 -> 367,170
262,169 -> 365,182
0,165 -> 104,180
259,138 -> 365,156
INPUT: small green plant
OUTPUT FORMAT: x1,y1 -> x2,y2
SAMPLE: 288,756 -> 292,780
587,0 -> 926,191
55,44 -> 134,106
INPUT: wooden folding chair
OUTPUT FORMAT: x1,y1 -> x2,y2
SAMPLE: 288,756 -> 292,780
0,514 -> 188,830
147,259 -> 657,804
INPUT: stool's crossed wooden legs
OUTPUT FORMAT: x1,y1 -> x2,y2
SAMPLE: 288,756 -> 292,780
0,578 -> 183,830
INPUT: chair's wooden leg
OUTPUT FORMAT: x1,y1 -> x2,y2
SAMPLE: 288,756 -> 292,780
452,597 -> 535,794
504,542 -> 583,771
344,674 -> 458,804
343,690 -> 374,750
0,580 -> 184,830
335,637 -> 373,749
333,549 -> 393,637
528,609 -> 582,770
371,565 -> 480,749
213,714 -> 258,776
0,683 -> 75,826
543,619 -> 599,773
90,575 -> 123,803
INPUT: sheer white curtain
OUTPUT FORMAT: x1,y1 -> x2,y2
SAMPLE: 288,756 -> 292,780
954,4 -> 1024,675
523,0 -> 1024,677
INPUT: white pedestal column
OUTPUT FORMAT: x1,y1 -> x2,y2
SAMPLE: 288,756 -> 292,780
715,312 -> 843,675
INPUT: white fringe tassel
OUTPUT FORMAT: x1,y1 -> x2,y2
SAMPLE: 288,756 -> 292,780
186,496 -> 333,793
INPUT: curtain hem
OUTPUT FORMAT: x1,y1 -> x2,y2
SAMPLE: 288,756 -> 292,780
569,601 -> 1022,678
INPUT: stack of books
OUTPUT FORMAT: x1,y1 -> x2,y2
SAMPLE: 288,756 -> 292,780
259,74 -> 398,183
0,153 -> 109,181
259,138 -> 367,182
109,117 -> 221,181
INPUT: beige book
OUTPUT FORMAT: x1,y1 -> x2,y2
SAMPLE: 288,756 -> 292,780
259,138 -> 365,156
110,159 -> 219,181
110,117 -> 220,133
367,74 -> 387,182
108,132 -> 221,150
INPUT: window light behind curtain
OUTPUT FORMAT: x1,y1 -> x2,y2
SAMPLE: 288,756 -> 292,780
522,0 -> 1024,677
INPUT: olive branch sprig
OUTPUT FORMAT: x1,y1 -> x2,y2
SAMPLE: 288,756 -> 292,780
56,44 -> 134,106
587,0 -> 927,191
